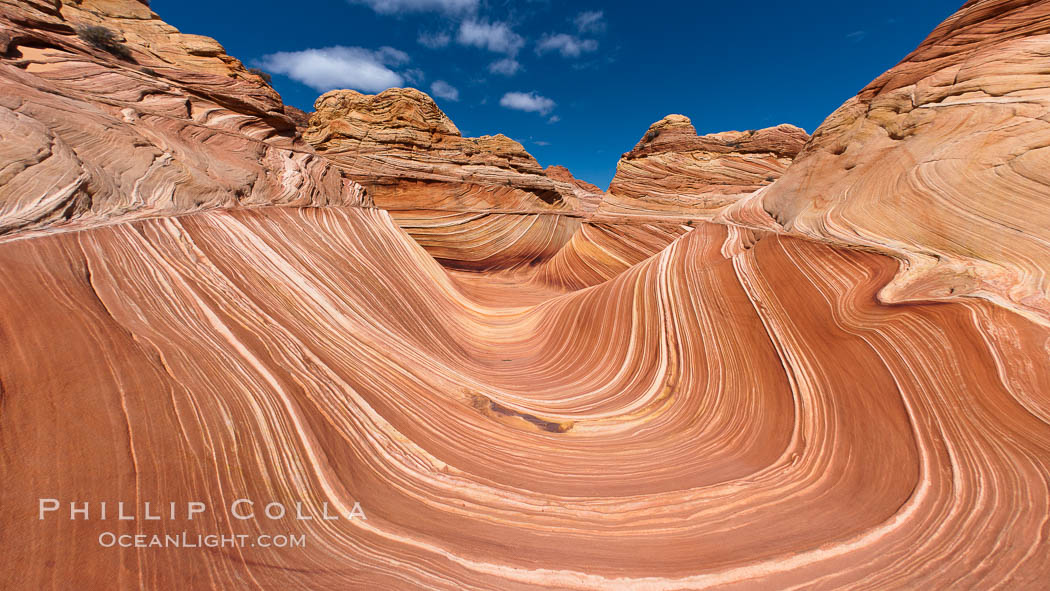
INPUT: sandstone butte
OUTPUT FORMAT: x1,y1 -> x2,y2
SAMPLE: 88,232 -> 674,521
598,115 -> 810,222
1,0 -> 1049,589
303,87 -> 584,271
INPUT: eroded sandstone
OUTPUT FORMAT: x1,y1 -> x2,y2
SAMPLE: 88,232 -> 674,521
597,115 -> 808,222
2,1 -> 1050,590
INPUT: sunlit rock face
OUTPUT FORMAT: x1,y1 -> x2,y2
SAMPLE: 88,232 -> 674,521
305,87 -> 579,213
2,0 -> 1050,590
597,115 -> 809,222
726,0 -> 1050,325
304,88 -> 584,270
0,0 -> 365,240
5,208 -> 1050,589
545,164 -> 605,214
529,221 -> 691,290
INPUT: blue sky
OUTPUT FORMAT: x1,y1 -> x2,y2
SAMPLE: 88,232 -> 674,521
153,0 -> 963,188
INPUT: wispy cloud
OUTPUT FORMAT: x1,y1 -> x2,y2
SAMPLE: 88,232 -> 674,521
574,10 -> 605,34
500,91 -> 555,115
257,46 -> 412,93
846,30 -> 867,42
488,57 -> 521,76
403,68 -> 425,85
429,80 -> 460,101
536,34 -> 598,58
417,31 -> 451,49
547,115 -> 560,123
534,140 -> 551,146
348,0 -> 477,16
457,20 -> 524,55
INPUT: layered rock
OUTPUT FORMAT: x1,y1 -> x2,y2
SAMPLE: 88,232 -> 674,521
304,88 -> 583,269
545,164 -> 604,214
3,0 -> 1050,590
597,115 -> 808,221
0,0 -> 364,241
724,0 -> 1050,325
4,208 -> 1049,589
529,221 -> 690,290
306,88 -> 579,213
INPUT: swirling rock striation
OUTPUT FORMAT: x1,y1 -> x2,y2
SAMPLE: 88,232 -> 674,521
597,115 -> 808,222
1,0 -> 1050,590
305,88 -> 580,213
0,0 -> 364,241
725,0 -> 1050,325
304,88 -> 584,270
545,164 -> 605,215
2,207 -> 1048,590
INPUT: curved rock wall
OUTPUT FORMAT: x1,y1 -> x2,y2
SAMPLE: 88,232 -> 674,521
0,0 -> 365,241
2,0 -> 1050,589
304,88 -> 584,270
2,208 -> 1048,589
727,0 -> 1050,326
599,116 -> 808,222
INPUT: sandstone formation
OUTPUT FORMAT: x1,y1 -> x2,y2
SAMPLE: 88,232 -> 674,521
545,164 -> 604,214
283,104 -> 312,127
724,0 -> 1050,326
529,221 -> 690,290
598,116 -> 808,221
4,207 -> 1049,590
2,0 -> 1050,590
306,88 -> 578,212
304,88 -> 583,270
0,0 -> 365,240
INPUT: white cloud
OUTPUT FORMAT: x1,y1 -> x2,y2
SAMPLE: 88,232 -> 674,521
374,46 -> 410,65
547,115 -> 560,123
257,46 -> 412,93
457,20 -> 524,55
348,0 -> 477,15
536,34 -> 598,58
574,10 -> 605,33
534,140 -> 551,146
500,91 -> 555,115
418,31 -> 451,49
488,57 -> 521,76
429,80 -> 459,101
403,68 -> 425,85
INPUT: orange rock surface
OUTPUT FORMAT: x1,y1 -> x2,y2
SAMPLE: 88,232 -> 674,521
2,0 -> 1050,589
0,0 -> 364,239
726,0 -> 1050,325
545,164 -> 605,214
598,115 -> 808,222
304,88 -> 583,270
